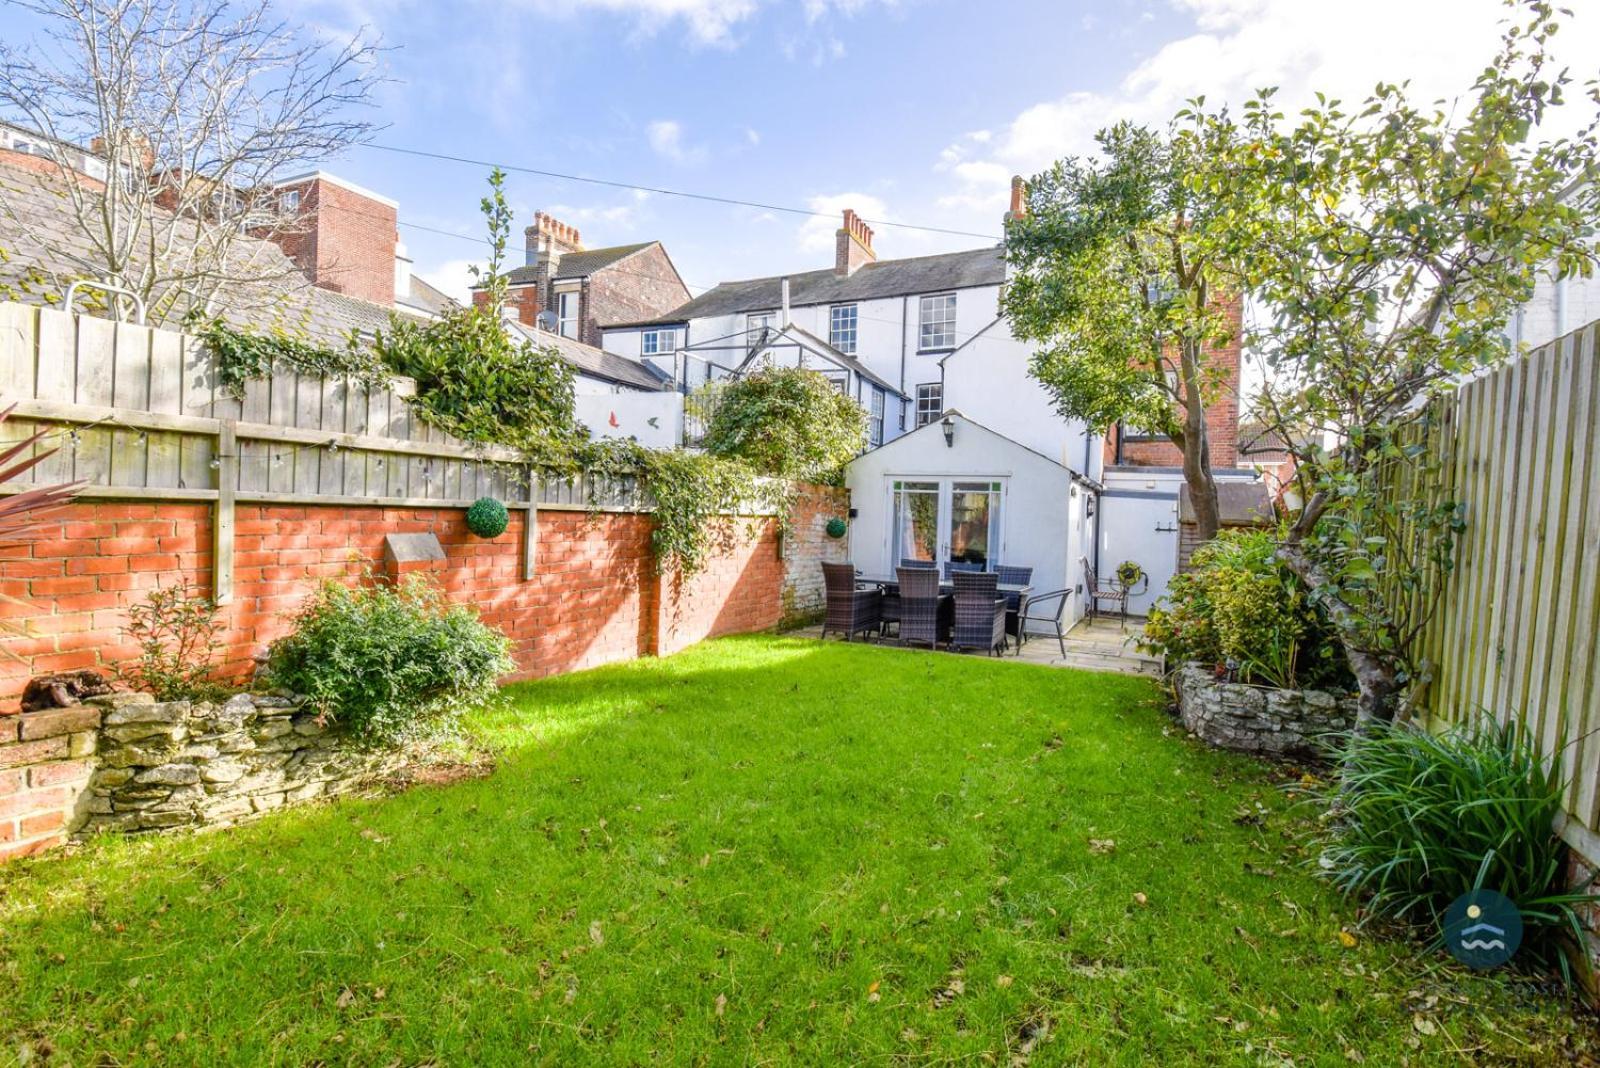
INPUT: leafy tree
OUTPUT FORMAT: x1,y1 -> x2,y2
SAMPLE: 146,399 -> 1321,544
1003,122 -> 1240,540
699,364 -> 866,484
375,170 -> 582,460
1190,0 -> 1600,722
0,0 -> 381,322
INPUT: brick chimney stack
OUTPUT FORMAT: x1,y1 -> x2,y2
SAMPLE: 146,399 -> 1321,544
264,172 -> 399,306
1004,175 -> 1027,225
525,212 -> 584,265
835,209 -> 876,276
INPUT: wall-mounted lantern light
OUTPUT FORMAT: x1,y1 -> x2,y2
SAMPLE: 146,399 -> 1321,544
941,415 -> 955,449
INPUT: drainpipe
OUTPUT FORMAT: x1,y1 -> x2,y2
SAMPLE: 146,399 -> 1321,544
898,295 -> 909,430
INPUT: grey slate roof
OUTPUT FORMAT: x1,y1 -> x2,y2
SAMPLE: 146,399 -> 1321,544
613,246 -> 1006,327
506,321 -> 669,392
0,162 -> 665,394
502,242 -> 655,285
0,160 -> 425,349
398,274 -> 457,317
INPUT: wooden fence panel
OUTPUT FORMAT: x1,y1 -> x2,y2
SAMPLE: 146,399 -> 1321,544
1398,321 -> 1600,834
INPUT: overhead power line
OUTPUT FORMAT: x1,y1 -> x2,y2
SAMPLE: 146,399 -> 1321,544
368,143 -> 1004,243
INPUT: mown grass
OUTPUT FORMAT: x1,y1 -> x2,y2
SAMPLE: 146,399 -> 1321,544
0,634 -> 1591,1065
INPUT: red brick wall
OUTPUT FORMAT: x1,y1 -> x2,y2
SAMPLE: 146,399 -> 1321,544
584,244 -> 691,347
0,706 -> 100,860
268,177 -> 397,306
0,499 -> 790,702
1104,295 -> 1243,470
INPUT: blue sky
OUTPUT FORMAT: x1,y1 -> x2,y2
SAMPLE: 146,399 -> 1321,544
5,0 -> 1599,302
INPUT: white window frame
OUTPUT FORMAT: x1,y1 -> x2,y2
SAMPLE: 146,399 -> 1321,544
829,303 -> 859,354
556,291 -> 579,338
868,388 -> 885,447
642,328 -> 677,356
746,311 -> 777,354
918,293 -> 958,351
886,477 -> 1005,570
279,189 -> 301,214
915,383 -> 943,427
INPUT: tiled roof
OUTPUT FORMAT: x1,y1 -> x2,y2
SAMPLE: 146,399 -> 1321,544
0,160 -> 425,349
506,321 -> 668,392
501,242 -> 655,285
613,246 -> 1006,327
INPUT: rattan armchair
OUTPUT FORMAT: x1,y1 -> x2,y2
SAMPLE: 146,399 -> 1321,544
951,571 -> 1007,656
896,566 -> 951,649
821,562 -> 881,641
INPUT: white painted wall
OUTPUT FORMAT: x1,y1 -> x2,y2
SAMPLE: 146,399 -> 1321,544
1097,467 -> 1264,616
1099,470 -> 1185,617
597,277 -> 1102,473
845,414 -> 1084,631
1512,271 -> 1600,350
575,390 -> 682,449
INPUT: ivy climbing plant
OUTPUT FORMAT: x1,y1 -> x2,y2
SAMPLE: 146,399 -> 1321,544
192,170 -> 799,577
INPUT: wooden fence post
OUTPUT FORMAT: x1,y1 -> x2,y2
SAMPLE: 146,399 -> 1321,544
215,419 -> 237,604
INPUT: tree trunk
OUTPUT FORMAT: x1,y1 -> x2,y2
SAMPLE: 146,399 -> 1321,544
1275,538 -> 1401,725
1178,340 -> 1221,542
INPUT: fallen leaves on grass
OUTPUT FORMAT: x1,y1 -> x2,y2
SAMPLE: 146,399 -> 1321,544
1087,838 -> 1116,856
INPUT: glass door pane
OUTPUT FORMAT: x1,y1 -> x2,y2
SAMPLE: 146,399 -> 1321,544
891,481 -> 939,566
948,481 -> 1000,570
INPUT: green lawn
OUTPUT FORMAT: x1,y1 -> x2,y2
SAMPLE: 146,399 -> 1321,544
0,635 -> 1589,1065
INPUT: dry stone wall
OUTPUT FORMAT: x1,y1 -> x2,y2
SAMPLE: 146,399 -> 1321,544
83,692 -> 405,834
1174,662 -> 1357,760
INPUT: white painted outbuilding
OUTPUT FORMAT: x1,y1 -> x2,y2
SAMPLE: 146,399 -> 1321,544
844,411 -> 1097,630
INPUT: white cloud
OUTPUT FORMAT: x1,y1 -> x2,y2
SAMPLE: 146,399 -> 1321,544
745,127 -> 762,146
941,0 -> 1600,219
571,0 -> 758,46
647,119 -> 706,164
796,191 -> 890,254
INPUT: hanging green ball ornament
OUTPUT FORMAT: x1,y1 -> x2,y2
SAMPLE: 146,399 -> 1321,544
465,497 -> 510,539
824,517 -> 848,539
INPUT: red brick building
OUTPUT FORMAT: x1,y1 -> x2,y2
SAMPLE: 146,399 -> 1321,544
1103,294 -> 1244,470
473,212 -> 690,348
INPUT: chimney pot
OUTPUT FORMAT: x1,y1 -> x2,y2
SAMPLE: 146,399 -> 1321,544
1005,175 -> 1027,225
835,208 -> 876,276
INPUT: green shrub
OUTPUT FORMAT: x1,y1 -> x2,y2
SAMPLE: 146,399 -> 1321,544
121,582 -> 230,702
465,497 -> 510,538
263,578 -> 512,743
1141,529 -> 1350,690
1312,718 -> 1596,979
700,364 -> 866,483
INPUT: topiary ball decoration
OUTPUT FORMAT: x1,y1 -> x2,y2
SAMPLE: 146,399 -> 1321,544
824,517 -> 848,539
465,497 -> 510,539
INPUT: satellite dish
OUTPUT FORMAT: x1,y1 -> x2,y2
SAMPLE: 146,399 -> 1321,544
536,309 -> 559,332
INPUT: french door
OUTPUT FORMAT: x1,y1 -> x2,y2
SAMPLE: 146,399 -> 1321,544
889,478 -> 1003,571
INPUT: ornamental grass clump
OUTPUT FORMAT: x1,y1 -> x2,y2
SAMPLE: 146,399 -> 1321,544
263,577 -> 512,744
1312,718 -> 1596,980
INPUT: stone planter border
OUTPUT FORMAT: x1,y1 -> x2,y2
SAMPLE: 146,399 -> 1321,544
1173,662 -> 1358,760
